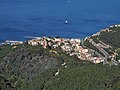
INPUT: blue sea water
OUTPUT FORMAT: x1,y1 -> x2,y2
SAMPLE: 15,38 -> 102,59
0,0 -> 120,43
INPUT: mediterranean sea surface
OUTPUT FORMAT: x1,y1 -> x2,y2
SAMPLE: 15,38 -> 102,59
0,0 -> 120,43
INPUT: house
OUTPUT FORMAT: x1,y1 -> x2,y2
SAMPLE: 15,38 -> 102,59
54,38 -> 62,42
61,45 -> 72,51
31,41 -> 38,46
82,49 -> 88,53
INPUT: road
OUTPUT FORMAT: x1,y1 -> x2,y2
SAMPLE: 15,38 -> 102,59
89,39 -> 109,64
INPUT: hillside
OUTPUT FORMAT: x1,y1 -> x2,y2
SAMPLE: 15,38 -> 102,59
83,25 -> 120,64
0,44 -> 77,90
0,43 -> 120,90
87,25 -> 120,49
1,25 -> 120,90
43,61 -> 120,90
98,25 -> 120,49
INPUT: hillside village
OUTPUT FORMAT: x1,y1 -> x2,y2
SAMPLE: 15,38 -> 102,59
27,37 -> 105,64
2,24 -> 120,64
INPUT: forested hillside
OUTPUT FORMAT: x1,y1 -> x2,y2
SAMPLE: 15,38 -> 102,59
0,44 -> 74,90
1,25 -> 120,90
44,61 -> 120,90
98,26 -> 120,49
0,43 -> 120,90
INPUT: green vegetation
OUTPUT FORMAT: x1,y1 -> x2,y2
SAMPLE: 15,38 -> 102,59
116,49 -> 120,61
44,60 -> 120,90
0,44 -> 120,90
92,38 -> 99,44
89,26 -> 120,61
1,26 -> 120,90
0,45 -> 13,62
0,44 -> 77,90
98,27 -> 120,49
83,40 -> 104,56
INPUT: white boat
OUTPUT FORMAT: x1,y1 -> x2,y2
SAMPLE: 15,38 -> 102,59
65,20 -> 68,24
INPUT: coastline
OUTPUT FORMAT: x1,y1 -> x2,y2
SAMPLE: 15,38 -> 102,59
1,24 -> 117,45
1,24 -> 120,64
0,35 -> 104,64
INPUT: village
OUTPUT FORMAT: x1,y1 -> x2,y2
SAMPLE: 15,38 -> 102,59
3,31 -> 120,65
2,36 -> 106,64
26,36 -> 104,64
3,24 -> 120,64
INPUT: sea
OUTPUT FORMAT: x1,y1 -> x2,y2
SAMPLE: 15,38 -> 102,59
0,0 -> 120,43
